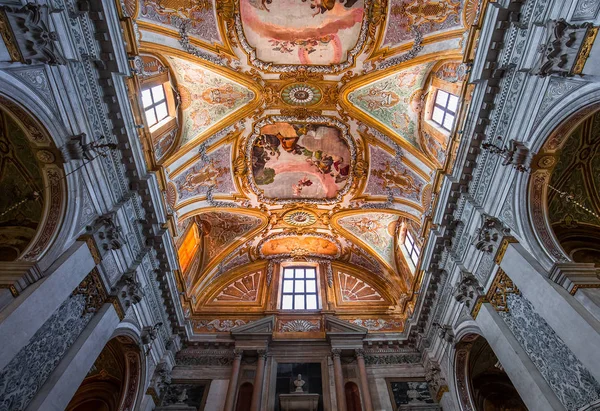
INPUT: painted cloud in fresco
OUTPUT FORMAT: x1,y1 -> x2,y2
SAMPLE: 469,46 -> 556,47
239,0 -> 364,65
348,62 -> 434,147
167,56 -> 254,147
251,122 -> 351,199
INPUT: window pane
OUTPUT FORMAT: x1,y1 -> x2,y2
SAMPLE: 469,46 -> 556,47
295,280 -> 304,293
306,280 -> 316,293
414,246 -> 420,257
447,95 -> 459,112
283,279 -> 293,293
411,253 -> 419,265
295,268 -> 305,278
432,107 -> 444,125
141,89 -> 153,108
306,268 -> 315,278
151,85 -> 165,102
306,295 -> 317,310
284,268 -> 294,278
155,102 -> 168,122
145,109 -> 157,126
282,295 -> 293,309
443,113 -> 455,130
436,90 -> 448,106
294,295 -> 304,310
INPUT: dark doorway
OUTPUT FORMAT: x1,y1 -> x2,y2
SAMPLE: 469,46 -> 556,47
235,382 -> 253,411
345,382 -> 362,411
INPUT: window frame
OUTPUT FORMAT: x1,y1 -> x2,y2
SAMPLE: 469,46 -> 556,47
141,84 -> 169,128
431,90 -> 458,132
403,230 -> 420,267
280,265 -> 320,311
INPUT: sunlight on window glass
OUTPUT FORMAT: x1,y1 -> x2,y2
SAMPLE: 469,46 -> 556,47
280,266 -> 319,311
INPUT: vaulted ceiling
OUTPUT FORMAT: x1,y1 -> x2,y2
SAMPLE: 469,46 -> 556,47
124,0 -> 478,334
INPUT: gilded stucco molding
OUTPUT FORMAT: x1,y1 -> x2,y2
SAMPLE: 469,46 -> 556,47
485,269 -> 519,313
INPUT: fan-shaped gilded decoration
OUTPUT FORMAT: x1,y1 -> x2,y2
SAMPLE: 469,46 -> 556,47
213,271 -> 262,302
338,272 -> 384,302
278,319 -> 320,332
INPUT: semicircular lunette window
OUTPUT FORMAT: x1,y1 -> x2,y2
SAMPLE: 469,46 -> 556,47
0,108 -> 45,261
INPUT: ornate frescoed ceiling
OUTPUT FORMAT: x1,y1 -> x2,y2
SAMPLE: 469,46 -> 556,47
124,0 -> 479,335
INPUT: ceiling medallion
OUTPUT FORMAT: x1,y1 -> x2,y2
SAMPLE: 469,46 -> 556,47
281,84 -> 322,106
283,210 -> 318,227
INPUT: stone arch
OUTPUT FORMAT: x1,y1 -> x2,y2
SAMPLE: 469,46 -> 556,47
513,82 -> 600,270
67,334 -> 144,411
0,71 -> 84,271
453,333 -> 526,411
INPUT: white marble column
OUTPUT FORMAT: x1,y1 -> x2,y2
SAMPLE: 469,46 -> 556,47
476,303 -> 565,411
0,241 -> 95,371
25,303 -> 120,411
500,243 -> 600,383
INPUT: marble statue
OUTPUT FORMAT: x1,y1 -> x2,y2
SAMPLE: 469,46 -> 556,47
176,388 -> 188,404
294,374 -> 306,393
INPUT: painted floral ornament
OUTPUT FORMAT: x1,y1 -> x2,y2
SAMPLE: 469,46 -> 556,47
281,84 -> 322,106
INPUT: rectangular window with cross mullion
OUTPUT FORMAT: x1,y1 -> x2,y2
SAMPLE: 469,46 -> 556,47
431,90 -> 458,132
404,231 -> 420,266
281,266 -> 319,310
141,85 -> 169,127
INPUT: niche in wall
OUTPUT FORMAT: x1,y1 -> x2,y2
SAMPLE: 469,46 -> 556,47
275,363 -> 323,411
386,379 -> 437,410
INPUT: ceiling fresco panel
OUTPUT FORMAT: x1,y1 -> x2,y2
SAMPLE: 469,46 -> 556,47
132,0 -> 222,44
348,62 -> 434,148
246,116 -> 356,204
336,212 -> 399,268
196,211 -> 264,265
382,0 -> 463,48
250,122 -> 351,200
366,145 -> 425,203
239,0 -> 364,66
166,56 -> 254,147
171,143 -> 234,203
